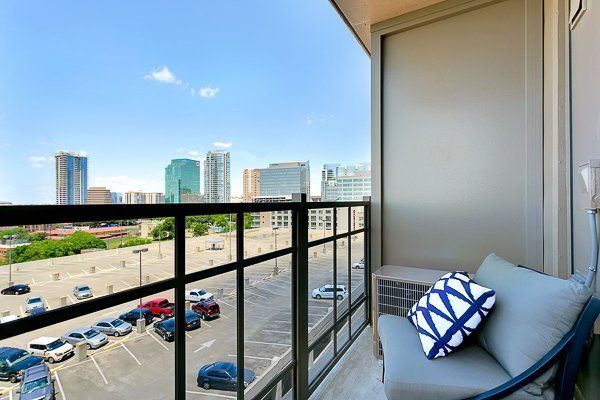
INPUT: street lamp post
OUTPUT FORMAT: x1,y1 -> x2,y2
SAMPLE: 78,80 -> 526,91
228,214 -> 233,260
3,234 -> 17,284
132,248 -> 149,306
323,215 -> 327,253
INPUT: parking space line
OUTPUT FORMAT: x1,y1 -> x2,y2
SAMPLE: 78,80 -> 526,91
121,280 -> 133,288
262,329 -> 291,335
259,281 -> 288,290
273,320 -> 292,324
91,355 -> 109,385
54,372 -> 67,400
185,332 -> 193,339
219,300 -> 236,309
185,390 -> 235,399
251,286 -> 280,297
121,343 -> 141,366
67,294 -> 76,304
246,291 -> 268,300
226,354 -> 274,361
19,306 -> 24,317
219,314 -> 229,319
66,271 -> 73,278
244,340 -> 291,347
202,320 -> 212,328
244,298 -> 259,306
147,331 -> 170,350
269,276 -> 290,284
44,299 -> 52,310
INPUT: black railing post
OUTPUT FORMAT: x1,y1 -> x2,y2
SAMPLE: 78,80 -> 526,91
364,197 -> 371,325
174,214 -> 186,400
347,207 -> 352,339
292,193 -> 309,400
332,207 -> 338,354
236,212 -> 245,400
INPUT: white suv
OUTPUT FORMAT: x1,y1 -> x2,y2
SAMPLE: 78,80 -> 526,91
27,336 -> 74,364
312,285 -> 347,300
185,288 -> 214,303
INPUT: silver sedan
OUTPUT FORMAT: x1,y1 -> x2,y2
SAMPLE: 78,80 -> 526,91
91,318 -> 132,337
61,328 -> 108,349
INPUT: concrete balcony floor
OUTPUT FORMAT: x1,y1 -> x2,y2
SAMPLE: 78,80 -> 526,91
311,327 -> 386,400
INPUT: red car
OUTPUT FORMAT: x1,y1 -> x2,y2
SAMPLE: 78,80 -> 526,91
139,298 -> 175,319
192,300 -> 220,320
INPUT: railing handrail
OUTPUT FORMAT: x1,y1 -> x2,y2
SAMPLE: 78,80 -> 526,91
0,200 -> 370,225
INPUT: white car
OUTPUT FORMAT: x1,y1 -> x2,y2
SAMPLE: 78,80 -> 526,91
353,258 -> 365,269
25,296 -> 46,313
27,337 -> 74,363
185,289 -> 214,303
0,315 -> 18,324
312,285 -> 347,300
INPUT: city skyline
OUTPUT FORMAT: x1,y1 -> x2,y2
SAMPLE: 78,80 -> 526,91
0,1 -> 370,205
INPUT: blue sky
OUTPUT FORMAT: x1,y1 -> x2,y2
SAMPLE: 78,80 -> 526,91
0,1 -> 370,204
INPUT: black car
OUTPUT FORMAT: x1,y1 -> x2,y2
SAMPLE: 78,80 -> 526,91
1,284 -> 31,295
119,308 -> 153,326
197,362 -> 256,391
153,318 -> 174,342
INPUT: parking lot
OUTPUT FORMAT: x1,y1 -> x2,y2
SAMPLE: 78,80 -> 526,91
0,227 -> 366,399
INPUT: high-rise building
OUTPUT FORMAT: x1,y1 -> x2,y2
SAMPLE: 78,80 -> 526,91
204,151 -> 231,203
87,187 -> 112,204
55,151 -> 88,205
110,192 -> 123,204
242,168 -> 260,202
165,159 -> 201,204
320,162 -> 371,201
124,191 -> 165,204
259,161 -> 310,197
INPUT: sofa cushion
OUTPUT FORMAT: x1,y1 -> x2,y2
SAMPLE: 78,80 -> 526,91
474,254 -> 592,395
406,271 -> 496,359
378,315 -> 540,400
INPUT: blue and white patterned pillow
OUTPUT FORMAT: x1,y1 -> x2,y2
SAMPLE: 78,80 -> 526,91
407,271 -> 496,359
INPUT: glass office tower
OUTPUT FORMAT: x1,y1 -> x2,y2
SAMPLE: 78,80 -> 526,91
165,159 -> 201,204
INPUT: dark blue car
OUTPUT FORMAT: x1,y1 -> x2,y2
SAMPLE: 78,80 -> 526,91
197,362 -> 256,391
119,308 -> 153,326
0,347 -> 44,383
17,364 -> 55,400
154,311 -> 201,342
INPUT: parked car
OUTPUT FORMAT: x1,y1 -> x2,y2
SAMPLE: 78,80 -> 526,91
28,307 -> 46,316
0,347 -> 44,383
92,318 -> 132,337
139,298 -> 175,319
119,308 -> 153,326
1,284 -> 31,295
353,258 -> 365,269
73,284 -> 93,300
61,328 -> 108,350
0,315 -> 18,324
25,297 -> 45,314
185,288 -> 214,303
192,299 -> 221,320
311,284 -> 347,300
183,310 -> 201,330
16,364 -> 55,400
197,362 -> 255,391
153,318 -> 174,342
27,337 -> 73,364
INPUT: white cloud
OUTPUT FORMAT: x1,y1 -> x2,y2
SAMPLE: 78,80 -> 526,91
199,86 -> 220,98
188,150 -> 200,157
213,141 -> 232,149
28,155 -> 53,168
306,112 -> 334,125
79,150 -> 88,157
93,175 -> 162,194
144,65 -> 181,85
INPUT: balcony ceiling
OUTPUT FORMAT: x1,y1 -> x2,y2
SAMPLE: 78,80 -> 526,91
330,0 -> 447,53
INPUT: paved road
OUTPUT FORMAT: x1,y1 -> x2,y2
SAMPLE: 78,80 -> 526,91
0,228 -> 366,400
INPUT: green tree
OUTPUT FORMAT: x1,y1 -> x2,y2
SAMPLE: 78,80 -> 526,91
189,222 -> 208,237
29,232 -> 48,242
151,218 -> 175,240
244,213 -> 253,229
63,231 -> 107,253
0,227 -> 30,241
119,237 -> 153,248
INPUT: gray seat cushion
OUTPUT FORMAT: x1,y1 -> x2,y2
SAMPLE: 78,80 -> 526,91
474,254 -> 592,395
378,315 -> 539,400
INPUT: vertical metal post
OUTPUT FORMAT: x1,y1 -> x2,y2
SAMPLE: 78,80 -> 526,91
347,207 -> 352,339
364,198 -> 371,325
292,193 -> 309,400
236,212 -> 245,400
174,214 -> 186,400
332,208 -> 338,354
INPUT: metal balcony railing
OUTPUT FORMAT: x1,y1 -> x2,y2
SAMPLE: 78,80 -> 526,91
0,194 -> 371,400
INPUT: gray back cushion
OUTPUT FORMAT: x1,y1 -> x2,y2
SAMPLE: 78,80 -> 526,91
474,254 -> 592,395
